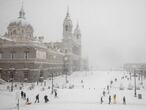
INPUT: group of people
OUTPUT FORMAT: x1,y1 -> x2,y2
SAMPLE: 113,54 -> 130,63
21,91 -> 26,99
100,77 -> 126,105
100,94 -> 126,104
20,89 -> 58,105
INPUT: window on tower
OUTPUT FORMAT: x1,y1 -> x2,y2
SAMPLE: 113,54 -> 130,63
77,35 -> 79,39
65,25 -> 68,31
13,30 -> 16,35
24,51 -> 29,59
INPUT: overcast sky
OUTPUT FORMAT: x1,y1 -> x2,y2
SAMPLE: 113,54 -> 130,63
0,0 -> 146,69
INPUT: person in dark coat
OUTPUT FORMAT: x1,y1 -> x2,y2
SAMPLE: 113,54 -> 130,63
103,90 -> 106,96
23,92 -> 26,99
100,96 -> 103,104
54,90 -> 57,97
21,91 -> 24,98
35,94 -> 40,103
44,95 -> 49,103
108,95 -> 111,104
107,85 -> 109,91
123,96 -> 126,104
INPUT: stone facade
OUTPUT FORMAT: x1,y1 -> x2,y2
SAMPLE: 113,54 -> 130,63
0,5 -> 87,82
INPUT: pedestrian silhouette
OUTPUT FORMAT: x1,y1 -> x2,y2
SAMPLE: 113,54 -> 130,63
123,96 -> 126,104
23,92 -> 26,99
109,95 -> 111,104
103,90 -> 106,96
21,91 -> 24,98
54,90 -> 57,97
44,95 -> 49,103
35,94 -> 40,103
100,96 -> 103,104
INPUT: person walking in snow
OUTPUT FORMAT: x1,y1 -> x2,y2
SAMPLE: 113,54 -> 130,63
35,94 -> 40,103
26,98 -> 32,105
23,92 -> 26,99
24,93 -> 26,99
108,95 -> 111,104
44,95 -> 49,103
54,90 -> 58,97
21,91 -> 24,98
103,90 -> 106,96
123,96 -> 126,104
100,96 -> 103,104
107,85 -> 109,91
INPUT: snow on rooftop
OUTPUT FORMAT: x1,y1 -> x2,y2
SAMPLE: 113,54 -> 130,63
0,36 -> 13,41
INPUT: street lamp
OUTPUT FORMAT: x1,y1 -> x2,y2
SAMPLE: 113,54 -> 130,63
64,56 -> 68,83
49,67 -> 54,94
51,71 -> 54,94
9,68 -> 15,92
0,68 -> 2,78
133,69 -> 137,97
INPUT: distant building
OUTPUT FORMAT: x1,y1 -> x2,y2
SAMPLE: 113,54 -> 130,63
0,5 -> 87,82
123,63 -> 146,78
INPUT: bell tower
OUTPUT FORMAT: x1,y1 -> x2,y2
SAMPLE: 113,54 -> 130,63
63,7 -> 73,40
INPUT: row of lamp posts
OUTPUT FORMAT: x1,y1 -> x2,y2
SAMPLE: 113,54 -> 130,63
128,66 -> 144,97
50,55 -> 68,94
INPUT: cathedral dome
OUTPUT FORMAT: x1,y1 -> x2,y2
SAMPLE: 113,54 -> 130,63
8,18 -> 33,30
7,5 -> 34,41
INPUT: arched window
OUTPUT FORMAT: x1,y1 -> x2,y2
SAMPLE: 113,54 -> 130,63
24,51 -> 29,59
13,30 -> 16,34
24,71 -> 28,79
40,70 -> 44,78
10,51 -> 15,59
0,52 -> 2,59
65,25 -> 68,31
76,35 -> 79,39
22,30 -> 24,34
65,49 -> 67,53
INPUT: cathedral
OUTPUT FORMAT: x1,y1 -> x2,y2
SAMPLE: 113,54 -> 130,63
0,4 -> 88,82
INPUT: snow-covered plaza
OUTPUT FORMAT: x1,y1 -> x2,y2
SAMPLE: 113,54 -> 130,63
0,71 -> 146,110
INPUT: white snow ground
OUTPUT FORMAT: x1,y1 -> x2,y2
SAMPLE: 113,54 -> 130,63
0,71 -> 146,110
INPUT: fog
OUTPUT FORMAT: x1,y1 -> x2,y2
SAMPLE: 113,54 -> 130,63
0,0 -> 146,69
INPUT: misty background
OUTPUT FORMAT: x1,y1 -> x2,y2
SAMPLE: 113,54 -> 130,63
0,0 -> 146,69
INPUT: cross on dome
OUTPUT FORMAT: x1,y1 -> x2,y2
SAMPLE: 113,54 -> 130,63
18,0 -> 25,19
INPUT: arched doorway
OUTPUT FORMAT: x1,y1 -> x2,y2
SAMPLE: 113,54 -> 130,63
39,70 -> 44,82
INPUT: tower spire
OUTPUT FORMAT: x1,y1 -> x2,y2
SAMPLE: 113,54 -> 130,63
18,0 -> 25,19
66,6 -> 69,17
76,20 -> 79,28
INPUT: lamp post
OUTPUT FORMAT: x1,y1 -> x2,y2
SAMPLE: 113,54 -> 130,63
64,56 -> 68,83
16,92 -> 20,110
0,68 -> 2,78
133,69 -> 137,97
141,69 -> 144,84
9,68 -> 15,92
51,71 -> 54,94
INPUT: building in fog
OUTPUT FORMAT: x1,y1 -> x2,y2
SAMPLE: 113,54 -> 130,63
123,63 -> 146,78
0,5 -> 87,82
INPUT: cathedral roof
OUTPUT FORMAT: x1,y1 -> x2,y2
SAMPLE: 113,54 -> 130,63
8,18 -> 33,30
8,4 -> 33,30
